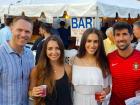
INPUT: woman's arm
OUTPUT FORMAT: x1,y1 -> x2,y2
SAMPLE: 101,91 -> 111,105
29,67 -> 37,96
65,64 -> 72,82
98,75 -> 111,102
29,67 -> 42,97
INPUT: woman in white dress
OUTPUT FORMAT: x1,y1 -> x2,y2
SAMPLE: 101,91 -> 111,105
71,28 -> 110,105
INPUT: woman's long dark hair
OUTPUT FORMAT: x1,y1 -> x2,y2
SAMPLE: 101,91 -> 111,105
77,28 -> 109,77
34,35 -> 64,105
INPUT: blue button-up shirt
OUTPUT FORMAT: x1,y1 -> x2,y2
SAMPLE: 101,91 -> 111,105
0,42 -> 34,105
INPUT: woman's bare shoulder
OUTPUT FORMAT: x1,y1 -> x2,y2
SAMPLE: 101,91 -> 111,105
30,66 -> 38,77
69,56 -> 80,65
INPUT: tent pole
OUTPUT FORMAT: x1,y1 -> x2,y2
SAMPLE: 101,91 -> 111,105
95,6 -> 100,30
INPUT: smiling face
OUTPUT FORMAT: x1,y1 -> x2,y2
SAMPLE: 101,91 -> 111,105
114,29 -> 133,51
85,33 -> 99,55
46,40 -> 61,62
11,19 -> 32,48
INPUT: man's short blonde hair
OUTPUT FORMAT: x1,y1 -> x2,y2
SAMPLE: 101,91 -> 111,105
12,16 -> 33,29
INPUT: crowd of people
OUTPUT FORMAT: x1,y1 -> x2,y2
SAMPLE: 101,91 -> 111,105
0,15 -> 140,105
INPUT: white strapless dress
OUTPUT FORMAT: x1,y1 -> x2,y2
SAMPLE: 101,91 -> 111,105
72,65 -> 104,105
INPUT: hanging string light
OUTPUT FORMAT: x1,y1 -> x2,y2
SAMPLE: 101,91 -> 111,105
115,12 -> 118,22
38,12 -> 46,22
62,11 -> 70,19
21,11 -> 25,16
137,14 -> 140,19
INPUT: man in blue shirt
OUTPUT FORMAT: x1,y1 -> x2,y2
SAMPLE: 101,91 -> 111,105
0,16 -> 13,45
58,21 -> 70,49
0,16 -> 34,105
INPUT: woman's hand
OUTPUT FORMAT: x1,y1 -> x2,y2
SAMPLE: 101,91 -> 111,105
31,86 -> 44,97
95,90 -> 106,102
98,90 -> 106,102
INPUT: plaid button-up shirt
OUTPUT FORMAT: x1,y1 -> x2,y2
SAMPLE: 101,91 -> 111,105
0,42 -> 34,105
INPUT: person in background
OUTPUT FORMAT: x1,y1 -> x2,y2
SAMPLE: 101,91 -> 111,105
45,22 -> 60,37
103,27 -> 116,54
0,23 -> 5,29
31,36 -> 44,51
108,22 -> 140,105
29,36 -> 72,105
71,28 -> 110,105
0,19 -> 2,29
101,22 -> 109,39
31,20 -> 43,51
133,21 -> 140,50
33,19 -> 40,36
0,15 -> 13,45
31,23 -> 46,51
58,21 -> 70,49
50,24 -> 60,37
0,16 -> 34,105
35,23 -> 52,64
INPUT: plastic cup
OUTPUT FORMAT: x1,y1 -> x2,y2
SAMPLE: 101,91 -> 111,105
94,85 -> 103,101
95,92 -> 102,101
40,85 -> 47,97
135,90 -> 140,96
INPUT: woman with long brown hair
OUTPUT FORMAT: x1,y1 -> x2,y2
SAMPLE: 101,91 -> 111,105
71,28 -> 110,105
29,35 -> 72,105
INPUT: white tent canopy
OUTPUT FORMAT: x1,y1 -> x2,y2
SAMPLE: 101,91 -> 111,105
98,0 -> 140,18
0,0 -> 140,18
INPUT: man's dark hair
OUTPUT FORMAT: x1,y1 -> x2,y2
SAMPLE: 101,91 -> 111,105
5,17 -> 13,26
60,21 -> 65,27
40,23 -> 52,34
113,22 -> 133,35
